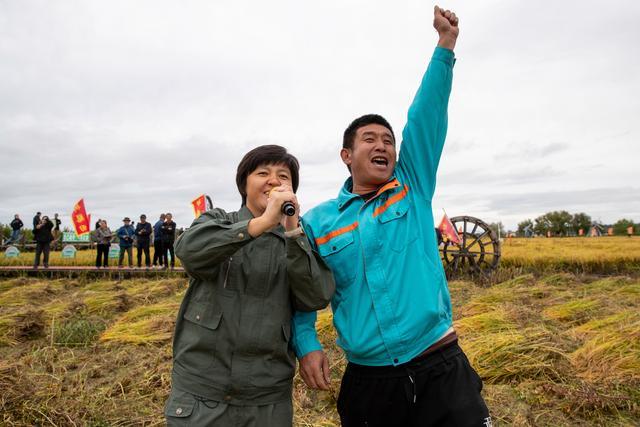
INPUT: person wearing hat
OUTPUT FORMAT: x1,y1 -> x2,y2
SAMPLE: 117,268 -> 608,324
117,217 -> 136,268
135,214 -> 153,268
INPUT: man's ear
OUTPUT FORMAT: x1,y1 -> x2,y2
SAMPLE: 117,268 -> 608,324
340,148 -> 352,167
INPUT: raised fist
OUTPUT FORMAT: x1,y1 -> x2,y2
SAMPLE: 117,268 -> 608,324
434,5 -> 459,50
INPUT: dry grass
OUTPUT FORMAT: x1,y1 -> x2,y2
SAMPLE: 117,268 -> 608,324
1,240 -> 640,425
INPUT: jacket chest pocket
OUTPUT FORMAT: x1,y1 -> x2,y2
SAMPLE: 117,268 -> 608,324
376,195 -> 417,253
318,231 -> 357,285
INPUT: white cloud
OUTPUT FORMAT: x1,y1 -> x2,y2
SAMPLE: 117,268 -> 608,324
1,0 -> 639,231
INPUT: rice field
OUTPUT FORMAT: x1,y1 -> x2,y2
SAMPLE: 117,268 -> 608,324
501,236 -> 640,274
0,247 -> 183,268
2,236 -> 638,274
0,238 -> 639,426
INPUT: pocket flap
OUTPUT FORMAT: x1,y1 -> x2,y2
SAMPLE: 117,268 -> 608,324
377,196 -> 410,224
317,231 -> 354,256
164,390 -> 196,418
183,302 -> 223,331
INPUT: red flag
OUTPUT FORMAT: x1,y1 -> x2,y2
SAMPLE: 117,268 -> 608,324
439,214 -> 461,245
191,194 -> 207,218
71,198 -> 91,236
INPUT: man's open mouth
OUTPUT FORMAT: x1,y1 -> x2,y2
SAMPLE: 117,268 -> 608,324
371,156 -> 389,166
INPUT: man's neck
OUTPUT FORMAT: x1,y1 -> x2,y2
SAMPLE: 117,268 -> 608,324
352,182 -> 381,195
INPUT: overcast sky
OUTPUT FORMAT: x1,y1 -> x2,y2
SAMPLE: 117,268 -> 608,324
1,0 -> 638,231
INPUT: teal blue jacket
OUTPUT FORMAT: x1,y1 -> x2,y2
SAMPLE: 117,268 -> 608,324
292,47 -> 455,366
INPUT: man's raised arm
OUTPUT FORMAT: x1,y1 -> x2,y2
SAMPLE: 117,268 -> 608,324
398,5 -> 459,198
435,6 -> 458,51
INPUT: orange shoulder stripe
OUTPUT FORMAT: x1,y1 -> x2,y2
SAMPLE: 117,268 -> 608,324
373,185 -> 409,218
315,221 -> 359,246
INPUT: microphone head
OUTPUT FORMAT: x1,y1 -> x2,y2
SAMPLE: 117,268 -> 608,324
282,202 -> 296,216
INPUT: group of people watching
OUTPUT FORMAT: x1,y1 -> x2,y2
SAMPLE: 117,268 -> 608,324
3,212 -> 177,270
92,213 -> 177,269
4,212 -> 62,268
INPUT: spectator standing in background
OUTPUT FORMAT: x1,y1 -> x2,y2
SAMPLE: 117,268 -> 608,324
52,213 -> 62,250
8,214 -> 23,245
152,213 -> 165,268
135,214 -> 152,268
33,212 -> 41,229
95,220 -> 113,268
161,213 -> 176,269
117,217 -> 136,268
33,215 -> 53,268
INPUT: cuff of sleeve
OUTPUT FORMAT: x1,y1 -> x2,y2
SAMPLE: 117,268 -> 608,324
284,226 -> 305,239
286,235 -> 311,253
293,333 -> 323,358
433,46 -> 456,67
231,219 -> 253,242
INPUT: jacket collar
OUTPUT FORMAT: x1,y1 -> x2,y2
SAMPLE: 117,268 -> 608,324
238,205 -> 254,222
337,175 -> 401,211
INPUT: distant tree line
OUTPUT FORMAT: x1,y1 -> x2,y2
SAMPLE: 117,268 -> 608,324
514,211 -> 638,237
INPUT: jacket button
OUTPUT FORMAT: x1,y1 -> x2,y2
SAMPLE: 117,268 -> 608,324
175,407 -> 183,415
394,358 -> 399,363
238,233 -> 244,239
224,395 -> 232,401
332,246 -> 337,251
196,315 -> 201,321
396,211 -> 400,216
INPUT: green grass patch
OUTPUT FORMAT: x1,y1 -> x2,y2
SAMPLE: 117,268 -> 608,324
53,316 -> 106,347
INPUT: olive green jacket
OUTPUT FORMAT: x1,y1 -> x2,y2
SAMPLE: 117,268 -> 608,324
171,207 -> 335,405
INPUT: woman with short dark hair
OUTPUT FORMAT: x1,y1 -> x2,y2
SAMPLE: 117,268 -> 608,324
165,145 -> 334,426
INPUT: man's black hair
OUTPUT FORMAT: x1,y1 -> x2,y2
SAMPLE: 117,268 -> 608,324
236,145 -> 300,206
343,114 -> 395,150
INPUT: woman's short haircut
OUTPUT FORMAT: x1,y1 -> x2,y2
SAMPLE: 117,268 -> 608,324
236,145 -> 300,206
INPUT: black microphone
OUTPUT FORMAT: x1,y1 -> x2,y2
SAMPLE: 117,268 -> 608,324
282,202 -> 296,216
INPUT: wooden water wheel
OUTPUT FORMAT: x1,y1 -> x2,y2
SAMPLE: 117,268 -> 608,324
439,215 -> 501,275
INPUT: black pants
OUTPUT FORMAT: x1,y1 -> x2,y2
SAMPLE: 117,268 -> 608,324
96,244 -> 109,267
119,246 -> 133,266
163,241 -> 175,268
137,242 -> 150,267
337,342 -> 491,427
153,240 -> 164,266
34,242 -> 50,267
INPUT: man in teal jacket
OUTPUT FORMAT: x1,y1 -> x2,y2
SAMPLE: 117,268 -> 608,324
293,6 -> 490,426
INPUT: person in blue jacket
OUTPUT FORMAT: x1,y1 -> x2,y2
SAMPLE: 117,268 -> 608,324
152,213 -> 166,268
292,6 -> 490,426
117,217 -> 136,268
